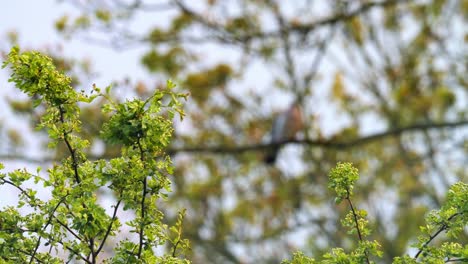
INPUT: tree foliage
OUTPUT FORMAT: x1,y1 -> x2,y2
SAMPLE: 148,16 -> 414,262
1,0 -> 468,263
283,163 -> 468,263
0,48 -> 189,263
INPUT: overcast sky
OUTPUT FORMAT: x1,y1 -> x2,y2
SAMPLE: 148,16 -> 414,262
1,1 -> 152,87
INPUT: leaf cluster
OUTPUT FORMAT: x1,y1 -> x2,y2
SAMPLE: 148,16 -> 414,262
283,163 -> 468,264
0,48 -> 190,263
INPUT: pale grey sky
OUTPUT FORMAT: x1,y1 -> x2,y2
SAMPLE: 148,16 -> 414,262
1,0 -> 151,88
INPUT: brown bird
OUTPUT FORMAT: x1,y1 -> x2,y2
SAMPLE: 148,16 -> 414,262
265,102 -> 304,164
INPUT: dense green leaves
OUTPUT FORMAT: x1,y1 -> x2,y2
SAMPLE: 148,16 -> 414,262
328,162 -> 359,203
284,163 -> 467,264
0,48 -> 190,263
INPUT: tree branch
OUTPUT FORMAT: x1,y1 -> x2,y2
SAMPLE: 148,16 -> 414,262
95,199 -> 122,256
173,0 -> 409,41
136,137 -> 147,259
345,190 -> 370,264
268,0 -> 409,38
168,120 -> 468,155
58,105 -> 81,183
0,120 -> 466,162
414,213 -> 460,260
29,194 -> 70,264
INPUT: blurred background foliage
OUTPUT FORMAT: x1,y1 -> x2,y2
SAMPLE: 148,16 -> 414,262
1,0 -> 468,263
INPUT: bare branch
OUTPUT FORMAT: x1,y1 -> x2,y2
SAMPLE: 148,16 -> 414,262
1,120 -> 467,162
95,199 -> 122,256
168,120 -> 468,155
173,0 -> 409,41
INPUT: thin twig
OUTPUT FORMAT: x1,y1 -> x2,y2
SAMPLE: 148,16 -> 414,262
414,213 -> 460,260
345,190 -> 370,264
58,105 -> 81,183
136,137 -> 147,258
95,199 -> 122,256
29,194 -> 70,264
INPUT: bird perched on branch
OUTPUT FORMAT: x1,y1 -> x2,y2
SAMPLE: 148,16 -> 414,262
265,102 -> 304,164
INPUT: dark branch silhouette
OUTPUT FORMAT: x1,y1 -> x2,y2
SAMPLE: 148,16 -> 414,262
168,119 -> 468,155
174,0 -> 409,41
84,0 -> 410,49
1,119 -> 466,163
